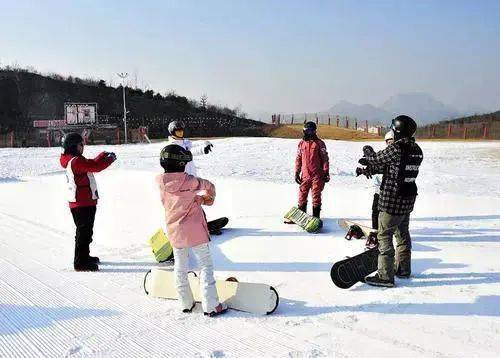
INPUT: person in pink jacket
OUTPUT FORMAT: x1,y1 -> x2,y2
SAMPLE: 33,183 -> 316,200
157,144 -> 227,317
289,121 -> 330,224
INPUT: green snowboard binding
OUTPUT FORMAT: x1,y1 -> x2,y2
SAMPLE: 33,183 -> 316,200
284,206 -> 322,233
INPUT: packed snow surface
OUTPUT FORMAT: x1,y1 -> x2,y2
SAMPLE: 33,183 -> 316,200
0,138 -> 499,357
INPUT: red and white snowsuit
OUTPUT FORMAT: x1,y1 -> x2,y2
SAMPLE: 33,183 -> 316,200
295,138 -> 330,207
60,152 -> 114,265
60,152 -> 114,208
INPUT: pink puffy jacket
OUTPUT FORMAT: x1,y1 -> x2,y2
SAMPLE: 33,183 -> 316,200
157,172 -> 215,249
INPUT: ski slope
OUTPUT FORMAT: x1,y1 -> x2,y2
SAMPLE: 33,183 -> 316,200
0,138 -> 499,357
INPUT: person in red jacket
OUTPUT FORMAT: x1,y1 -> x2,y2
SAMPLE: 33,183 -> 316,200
59,133 -> 116,271
288,121 -> 330,224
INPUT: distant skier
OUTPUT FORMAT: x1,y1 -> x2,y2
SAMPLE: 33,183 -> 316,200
286,121 -> 330,225
358,115 -> 423,287
156,144 -> 227,317
166,120 -> 213,176
356,130 -> 395,248
166,121 -> 227,234
59,133 -> 116,272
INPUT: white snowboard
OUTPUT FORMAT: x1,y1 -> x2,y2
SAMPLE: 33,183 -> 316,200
144,269 -> 279,315
337,218 -> 377,237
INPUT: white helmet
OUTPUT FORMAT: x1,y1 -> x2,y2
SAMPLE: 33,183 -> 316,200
168,121 -> 185,136
384,130 -> 395,142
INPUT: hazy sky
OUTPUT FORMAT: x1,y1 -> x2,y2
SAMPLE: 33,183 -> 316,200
1,0 -> 499,115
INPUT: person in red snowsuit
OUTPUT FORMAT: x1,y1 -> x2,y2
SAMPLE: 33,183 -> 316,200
59,133 -> 116,271
294,121 -> 330,220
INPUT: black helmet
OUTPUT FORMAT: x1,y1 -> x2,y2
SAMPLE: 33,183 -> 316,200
160,144 -> 193,172
168,121 -> 186,136
391,115 -> 417,139
303,121 -> 317,138
62,133 -> 83,154
362,145 -> 375,157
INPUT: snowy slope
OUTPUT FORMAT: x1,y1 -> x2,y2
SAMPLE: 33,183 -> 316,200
0,138 -> 499,357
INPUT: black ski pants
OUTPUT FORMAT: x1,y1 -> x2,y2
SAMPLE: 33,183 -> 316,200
70,206 -> 97,265
371,193 -> 380,230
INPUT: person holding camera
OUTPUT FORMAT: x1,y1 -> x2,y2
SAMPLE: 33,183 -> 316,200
59,133 -> 116,272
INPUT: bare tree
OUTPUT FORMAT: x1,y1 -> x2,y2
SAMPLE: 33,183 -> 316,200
200,93 -> 208,110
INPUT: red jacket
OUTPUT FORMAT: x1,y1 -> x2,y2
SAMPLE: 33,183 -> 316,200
295,138 -> 330,179
60,152 -> 114,208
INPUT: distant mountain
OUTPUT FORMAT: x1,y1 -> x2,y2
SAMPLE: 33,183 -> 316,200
324,93 -> 463,126
326,100 -> 392,124
381,92 -> 460,125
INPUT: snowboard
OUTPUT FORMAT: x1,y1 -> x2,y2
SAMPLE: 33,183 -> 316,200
144,269 -> 279,315
207,217 -> 229,235
148,228 -> 174,263
284,206 -> 322,233
337,219 -> 377,240
330,247 -> 379,289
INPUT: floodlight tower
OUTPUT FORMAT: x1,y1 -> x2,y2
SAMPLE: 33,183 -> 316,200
117,72 -> 129,143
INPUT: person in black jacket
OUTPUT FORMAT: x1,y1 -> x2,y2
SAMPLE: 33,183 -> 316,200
358,115 -> 423,287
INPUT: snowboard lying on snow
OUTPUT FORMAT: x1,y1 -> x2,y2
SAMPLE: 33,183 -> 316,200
331,219 -> 379,288
144,269 -> 279,315
337,218 -> 377,240
284,206 -> 322,233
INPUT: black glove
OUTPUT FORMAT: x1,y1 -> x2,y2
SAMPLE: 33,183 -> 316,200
106,152 -> 117,161
358,157 -> 368,166
356,167 -> 372,179
204,143 -> 213,154
324,172 -> 330,183
362,145 -> 375,157
295,171 -> 302,184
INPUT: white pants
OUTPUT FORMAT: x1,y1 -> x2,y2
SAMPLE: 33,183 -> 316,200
173,243 -> 219,312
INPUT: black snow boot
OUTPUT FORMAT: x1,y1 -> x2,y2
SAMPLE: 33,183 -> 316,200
312,206 -> 323,229
395,267 -> 411,279
87,255 -> 100,264
364,273 -> 394,288
74,261 -> 99,272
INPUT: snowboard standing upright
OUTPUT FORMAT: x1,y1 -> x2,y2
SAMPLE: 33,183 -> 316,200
148,228 -> 174,263
330,219 -> 379,288
330,247 -> 379,288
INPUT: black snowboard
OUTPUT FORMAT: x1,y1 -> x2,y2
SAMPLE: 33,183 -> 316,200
207,217 -> 229,235
330,247 -> 379,289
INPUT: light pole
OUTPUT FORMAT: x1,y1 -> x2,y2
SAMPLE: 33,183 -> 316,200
117,72 -> 128,143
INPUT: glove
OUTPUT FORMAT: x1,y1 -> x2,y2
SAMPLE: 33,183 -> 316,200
362,145 -> 375,157
106,152 -> 117,161
204,143 -> 213,154
358,157 -> 368,166
356,167 -> 373,179
324,172 -> 330,183
295,171 -> 302,184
